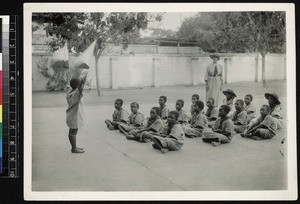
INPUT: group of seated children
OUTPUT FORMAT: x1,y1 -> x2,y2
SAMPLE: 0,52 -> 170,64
104,90 -> 284,152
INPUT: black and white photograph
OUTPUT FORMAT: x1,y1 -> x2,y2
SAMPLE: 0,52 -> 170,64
24,3 -> 297,200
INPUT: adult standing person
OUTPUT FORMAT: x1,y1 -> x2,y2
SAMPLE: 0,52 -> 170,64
204,54 -> 223,106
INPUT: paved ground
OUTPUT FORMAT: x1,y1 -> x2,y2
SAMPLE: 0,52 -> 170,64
32,81 -> 287,191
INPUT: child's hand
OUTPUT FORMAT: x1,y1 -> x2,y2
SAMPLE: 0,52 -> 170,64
81,73 -> 88,84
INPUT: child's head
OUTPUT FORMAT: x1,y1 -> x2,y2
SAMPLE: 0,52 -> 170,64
159,96 -> 167,106
223,89 -> 236,100
70,78 -> 81,90
265,93 -> 281,106
218,105 -> 231,118
191,94 -> 200,104
150,107 -> 160,119
193,100 -> 204,114
260,105 -> 271,117
206,98 -> 215,108
234,99 -> 244,111
244,94 -> 253,106
175,99 -> 184,111
114,99 -> 123,110
130,102 -> 139,114
167,110 -> 179,125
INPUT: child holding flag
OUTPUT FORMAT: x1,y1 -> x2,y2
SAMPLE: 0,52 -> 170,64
66,73 -> 87,153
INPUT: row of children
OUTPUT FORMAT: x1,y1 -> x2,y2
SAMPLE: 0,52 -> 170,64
65,75 -> 283,154
104,90 -> 284,152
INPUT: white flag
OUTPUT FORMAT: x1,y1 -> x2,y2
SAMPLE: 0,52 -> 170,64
73,40 -> 96,69
50,43 -> 69,72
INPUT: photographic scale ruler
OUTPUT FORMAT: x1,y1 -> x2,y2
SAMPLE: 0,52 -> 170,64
0,15 -> 19,178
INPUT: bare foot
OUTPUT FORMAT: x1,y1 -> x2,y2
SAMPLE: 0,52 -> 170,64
251,136 -> 263,140
126,134 -> 135,140
161,148 -> 169,153
71,148 -> 85,153
211,141 -> 221,146
108,126 -> 115,130
152,144 -> 160,150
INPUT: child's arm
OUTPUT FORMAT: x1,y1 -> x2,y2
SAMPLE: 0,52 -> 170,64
78,73 -> 88,93
246,110 -> 255,114
248,123 -> 267,133
207,116 -> 217,121
213,129 -> 231,137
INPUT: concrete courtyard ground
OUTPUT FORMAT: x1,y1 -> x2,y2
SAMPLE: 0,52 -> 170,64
32,81 -> 288,191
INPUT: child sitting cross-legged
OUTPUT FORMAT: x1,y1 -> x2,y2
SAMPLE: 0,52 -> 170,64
244,94 -> 256,124
205,97 -> 219,128
159,96 -> 169,121
142,111 -> 185,154
126,107 -> 164,142
105,99 -> 129,130
231,99 -> 248,133
190,94 -> 200,116
222,89 -> 236,117
181,100 -> 208,138
175,99 -> 189,125
118,102 -> 145,135
241,105 -> 276,140
202,105 -> 234,146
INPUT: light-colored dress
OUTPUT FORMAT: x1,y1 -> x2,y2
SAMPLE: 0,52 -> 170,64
270,104 -> 284,129
182,113 -> 208,137
66,87 -> 84,129
231,110 -> 248,133
203,116 -> 234,143
118,112 -> 145,132
153,123 -> 185,151
205,62 -> 223,105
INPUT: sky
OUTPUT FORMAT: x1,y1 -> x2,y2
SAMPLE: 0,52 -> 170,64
150,12 -> 198,31
141,12 -> 198,37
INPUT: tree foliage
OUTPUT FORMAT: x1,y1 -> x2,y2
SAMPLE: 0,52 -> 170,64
177,12 -> 286,54
33,12 -> 162,94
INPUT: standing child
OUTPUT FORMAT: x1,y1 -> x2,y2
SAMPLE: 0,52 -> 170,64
175,99 -> 189,125
241,105 -> 276,140
126,107 -> 164,142
105,99 -> 129,130
205,97 -> 219,128
118,102 -> 145,135
182,100 -> 208,138
142,111 -> 185,154
244,94 -> 256,124
66,74 -> 87,153
265,93 -> 284,129
222,89 -> 236,117
202,105 -> 234,146
231,99 -> 248,133
159,96 -> 169,121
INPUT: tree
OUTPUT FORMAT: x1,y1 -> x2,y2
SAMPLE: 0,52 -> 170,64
33,12 -> 162,95
177,12 -> 286,87
245,12 -> 286,87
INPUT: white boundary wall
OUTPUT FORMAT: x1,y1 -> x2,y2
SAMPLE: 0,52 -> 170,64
32,52 -> 286,91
